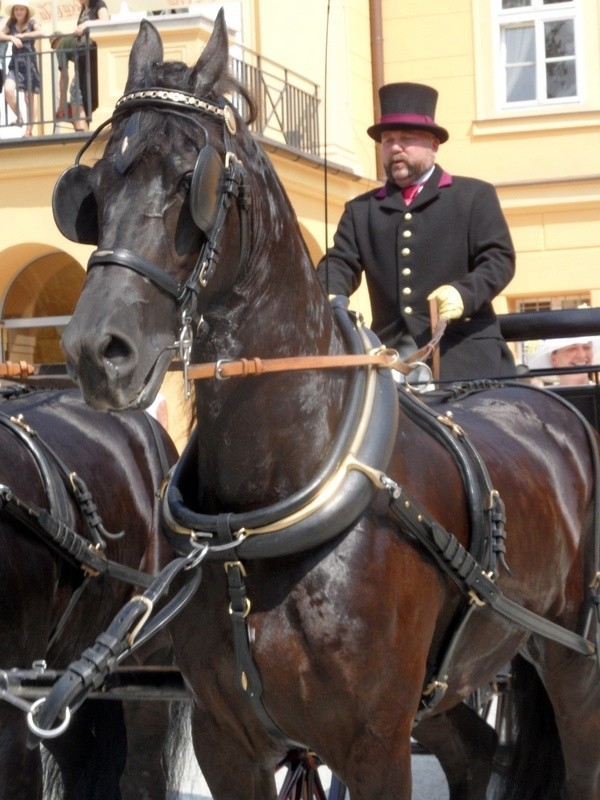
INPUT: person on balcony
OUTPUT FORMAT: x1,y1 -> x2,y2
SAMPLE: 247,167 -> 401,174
0,1 -> 42,137
52,0 -> 108,131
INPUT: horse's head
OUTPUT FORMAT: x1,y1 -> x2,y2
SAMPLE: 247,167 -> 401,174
59,10 -> 265,410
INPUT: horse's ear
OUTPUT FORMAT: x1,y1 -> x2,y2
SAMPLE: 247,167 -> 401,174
190,7 -> 230,95
125,19 -> 163,91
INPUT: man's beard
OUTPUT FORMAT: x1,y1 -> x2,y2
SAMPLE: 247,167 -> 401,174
385,159 -> 418,186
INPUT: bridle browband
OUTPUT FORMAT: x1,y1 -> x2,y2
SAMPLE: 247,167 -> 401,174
80,88 -> 250,383
115,88 -> 238,132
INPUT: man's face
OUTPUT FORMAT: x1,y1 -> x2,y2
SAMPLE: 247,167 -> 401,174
551,342 -> 594,386
381,129 -> 439,188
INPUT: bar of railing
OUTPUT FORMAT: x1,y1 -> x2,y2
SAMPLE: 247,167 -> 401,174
498,308 -> 600,342
0,33 -> 320,155
229,47 -> 320,154
0,33 -> 95,138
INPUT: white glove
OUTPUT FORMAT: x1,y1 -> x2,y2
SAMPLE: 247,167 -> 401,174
328,294 -> 349,310
427,285 -> 464,320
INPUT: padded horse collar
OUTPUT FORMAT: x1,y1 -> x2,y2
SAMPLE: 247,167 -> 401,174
162,306 -> 400,560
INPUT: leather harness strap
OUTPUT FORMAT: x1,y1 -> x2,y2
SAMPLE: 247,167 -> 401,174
185,319 -> 448,381
0,491 -> 154,588
389,485 -> 595,658
0,408 -> 155,589
0,361 -> 35,380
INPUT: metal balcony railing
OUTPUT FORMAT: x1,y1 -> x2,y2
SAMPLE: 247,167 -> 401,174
229,47 -> 320,155
0,34 -> 96,138
0,34 -> 321,155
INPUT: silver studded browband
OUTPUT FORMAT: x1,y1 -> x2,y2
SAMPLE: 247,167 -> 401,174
115,88 -> 237,134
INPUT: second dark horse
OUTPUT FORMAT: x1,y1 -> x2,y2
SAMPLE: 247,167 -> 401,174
0,385 -> 178,800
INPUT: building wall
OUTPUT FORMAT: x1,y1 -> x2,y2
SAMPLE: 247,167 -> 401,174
1,1 -> 599,448
377,0 -> 600,310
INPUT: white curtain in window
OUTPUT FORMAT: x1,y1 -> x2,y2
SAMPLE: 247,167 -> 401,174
505,25 -> 535,101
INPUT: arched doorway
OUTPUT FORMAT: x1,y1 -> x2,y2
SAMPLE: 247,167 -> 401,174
1,253 -> 85,365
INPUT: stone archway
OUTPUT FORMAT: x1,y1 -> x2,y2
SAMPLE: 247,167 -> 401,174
1,252 -> 85,365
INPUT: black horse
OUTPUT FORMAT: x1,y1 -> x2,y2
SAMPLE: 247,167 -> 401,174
53,11 -> 599,800
0,383 -> 178,800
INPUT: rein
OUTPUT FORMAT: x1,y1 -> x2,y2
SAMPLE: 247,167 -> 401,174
0,361 -> 35,380
184,322 -> 446,381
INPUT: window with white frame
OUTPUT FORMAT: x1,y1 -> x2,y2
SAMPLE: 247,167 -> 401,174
497,0 -> 582,107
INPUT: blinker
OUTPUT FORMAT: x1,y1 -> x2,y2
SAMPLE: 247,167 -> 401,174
52,165 -> 99,245
190,145 -> 225,235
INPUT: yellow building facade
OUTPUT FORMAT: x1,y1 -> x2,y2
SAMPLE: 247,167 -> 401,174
1,0 -> 599,445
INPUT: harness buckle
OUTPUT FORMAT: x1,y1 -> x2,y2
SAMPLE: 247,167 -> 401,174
215,359 -> 233,380
224,560 -> 247,577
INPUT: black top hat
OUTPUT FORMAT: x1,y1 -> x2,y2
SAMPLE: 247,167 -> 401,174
367,82 -> 449,143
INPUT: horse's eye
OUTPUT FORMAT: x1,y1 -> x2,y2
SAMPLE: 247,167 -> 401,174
181,172 -> 193,192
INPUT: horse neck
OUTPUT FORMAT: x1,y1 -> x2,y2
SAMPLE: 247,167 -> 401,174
188,136 -> 351,506
191,254 -> 349,509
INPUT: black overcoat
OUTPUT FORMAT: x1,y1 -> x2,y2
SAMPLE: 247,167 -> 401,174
317,164 -> 516,380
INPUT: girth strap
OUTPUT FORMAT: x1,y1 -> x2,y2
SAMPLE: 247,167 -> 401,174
389,486 -> 595,658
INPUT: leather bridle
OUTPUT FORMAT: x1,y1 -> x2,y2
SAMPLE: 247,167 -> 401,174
72,89 -> 251,386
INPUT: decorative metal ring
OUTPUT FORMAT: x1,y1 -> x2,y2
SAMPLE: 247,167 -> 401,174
27,698 -> 72,739
228,597 -> 251,618
405,361 -> 434,392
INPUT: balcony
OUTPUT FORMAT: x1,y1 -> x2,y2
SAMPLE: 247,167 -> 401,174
0,20 -> 321,156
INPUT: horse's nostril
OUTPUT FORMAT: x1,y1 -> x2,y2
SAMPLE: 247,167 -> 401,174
102,335 -> 133,363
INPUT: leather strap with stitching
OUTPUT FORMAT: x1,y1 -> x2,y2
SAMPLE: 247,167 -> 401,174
0,361 -> 35,379
185,319 -> 448,381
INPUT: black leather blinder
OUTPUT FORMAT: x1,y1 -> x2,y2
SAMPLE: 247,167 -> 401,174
52,164 -> 99,246
189,145 -> 225,237
53,141 -> 226,246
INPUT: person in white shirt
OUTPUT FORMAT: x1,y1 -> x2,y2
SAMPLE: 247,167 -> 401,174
527,337 -> 597,386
